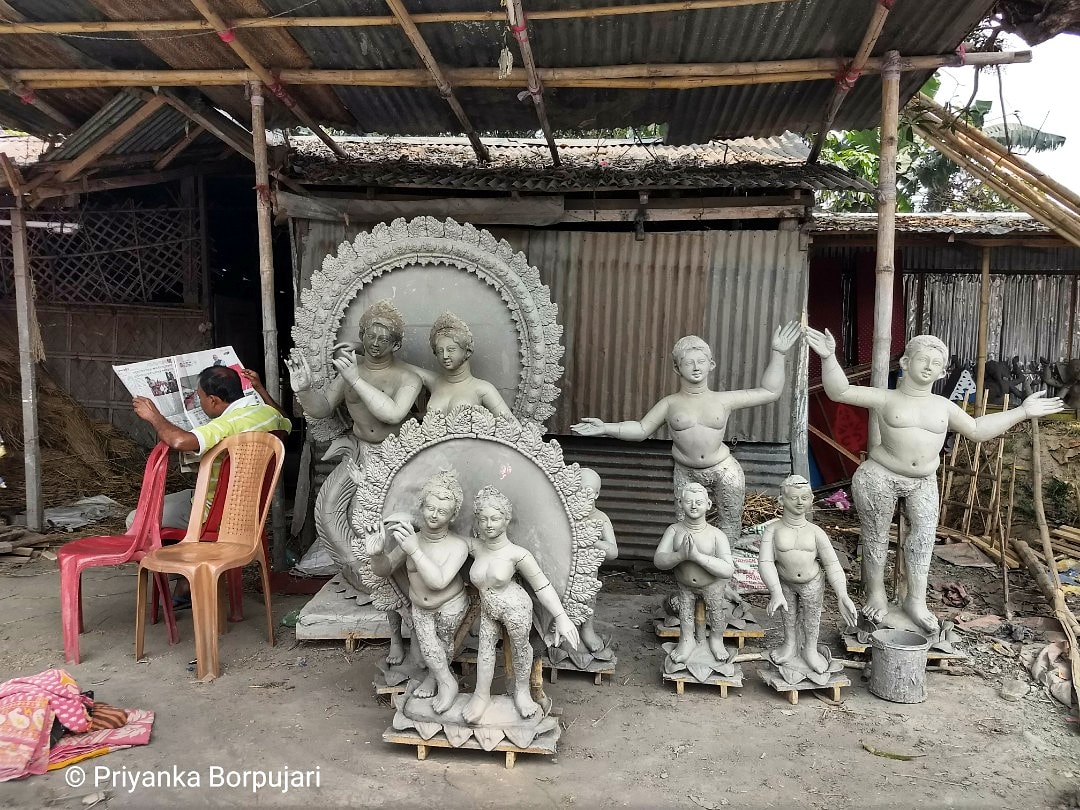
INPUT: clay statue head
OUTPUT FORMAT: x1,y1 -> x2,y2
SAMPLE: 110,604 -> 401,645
430,311 -> 474,374
473,484 -> 513,542
900,335 -> 949,386
778,474 -> 813,518
358,299 -> 406,359
671,336 -> 716,384
417,469 -> 464,532
579,468 -> 602,503
677,482 -> 711,520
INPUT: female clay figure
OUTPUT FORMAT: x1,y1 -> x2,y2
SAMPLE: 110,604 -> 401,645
464,486 -> 580,724
409,312 -> 515,420
573,321 -> 801,541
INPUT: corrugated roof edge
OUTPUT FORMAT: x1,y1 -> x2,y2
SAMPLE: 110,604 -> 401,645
811,211 -> 1052,235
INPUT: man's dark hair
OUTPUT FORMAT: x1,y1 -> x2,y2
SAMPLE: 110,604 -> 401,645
198,366 -> 244,403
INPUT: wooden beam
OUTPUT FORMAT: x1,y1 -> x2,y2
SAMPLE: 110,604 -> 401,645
153,124 -> 205,171
29,164 -> 220,201
10,50 -> 1032,90
49,95 -> 166,187
561,203 -> 806,223
276,191 -> 565,225
506,0 -> 558,165
187,0 -> 347,160
807,0 -> 892,163
383,0 -> 488,162
0,70 -> 75,130
974,246 -> 991,411
0,1 -> 797,35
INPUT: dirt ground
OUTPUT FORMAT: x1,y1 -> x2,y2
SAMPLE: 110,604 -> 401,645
1,546 -> 1078,810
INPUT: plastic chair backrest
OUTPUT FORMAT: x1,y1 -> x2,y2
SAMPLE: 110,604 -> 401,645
180,432 -> 284,550
126,442 -> 171,555
200,428 -> 287,536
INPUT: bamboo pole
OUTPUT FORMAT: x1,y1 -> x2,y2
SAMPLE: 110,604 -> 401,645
807,0 -> 892,163
869,50 -> 901,450
51,95 -> 166,185
384,0 -> 489,163
153,124 -> 205,171
974,246 -> 991,411
0,0 -> 797,34
0,70 -> 75,130
249,81 -> 286,568
8,50 -> 1033,90
188,0 -> 346,160
506,0 -> 558,166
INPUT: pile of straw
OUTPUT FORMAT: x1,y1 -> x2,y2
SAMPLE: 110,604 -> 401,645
742,491 -> 782,526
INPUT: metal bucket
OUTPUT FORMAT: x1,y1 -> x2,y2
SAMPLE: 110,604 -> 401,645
868,629 -> 932,704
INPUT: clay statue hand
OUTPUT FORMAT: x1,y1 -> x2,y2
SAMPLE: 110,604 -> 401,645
1021,390 -> 1065,419
363,523 -> 388,556
570,417 -> 607,437
285,349 -> 312,392
838,593 -> 859,629
331,344 -> 362,384
551,613 -> 581,650
389,522 -> 420,555
771,320 -> 803,353
766,591 -> 789,617
805,326 -> 837,359
344,457 -> 364,487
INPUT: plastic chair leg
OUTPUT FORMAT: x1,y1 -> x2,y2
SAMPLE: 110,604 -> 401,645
258,554 -> 275,646
60,560 -> 83,665
153,572 -> 179,645
190,569 -> 221,679
226,568 -> 244,623
150,574 -> 160,626
134,566 -> 148,662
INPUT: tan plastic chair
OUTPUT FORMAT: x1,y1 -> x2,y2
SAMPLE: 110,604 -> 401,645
134,431 -> 284,679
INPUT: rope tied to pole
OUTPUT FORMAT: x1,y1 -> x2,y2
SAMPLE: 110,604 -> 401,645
254,182 -> 273,208
835,64 -> 862,91
216,29 -> 236,43
955,43 -> 967,65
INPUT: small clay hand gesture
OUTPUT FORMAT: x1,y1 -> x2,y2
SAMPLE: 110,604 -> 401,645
570,417 -> 607,437
766,591 -> 789,617
331,343 -> 361,384
363,522 -> 387,556
1022,390 -> 1065,419
390,522 -> 420,555
805,327 -> 837,359
344,457 -> 364,487
285,349 -> 312,392
552,613 -> 581,650
771,320 -> 802,353
838,593 -> 859,629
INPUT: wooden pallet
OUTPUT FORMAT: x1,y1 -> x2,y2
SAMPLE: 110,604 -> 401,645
843,639 -> 967,669
652,618 -> 765,649
757,668 -> 850,705
662,670 -> 743,697
382,727 -> 558,769
543,659 -> 615,685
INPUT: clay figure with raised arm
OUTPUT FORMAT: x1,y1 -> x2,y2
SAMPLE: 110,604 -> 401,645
286,300 -> 422,591
653,483 -> 735,664
464,486 -> 580,724
572,321 -> 801,540
368,470 -> 470,714
759,475 -> 858,676
807,327 -> 1063,634
407,312 -> 515,420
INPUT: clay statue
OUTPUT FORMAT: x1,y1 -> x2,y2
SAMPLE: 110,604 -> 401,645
759,475 -> 857,680
1040,358 -> 1080,410
465,486 -> 580,723
407,312 -> 515,420
572,321 -> 801,541
983,359 -> 1025,408
286,300 -> 422,588
807,328 -> 1064,634
369,470 -> 470,713
577,469 -> 618,654
653,483 -> 734,665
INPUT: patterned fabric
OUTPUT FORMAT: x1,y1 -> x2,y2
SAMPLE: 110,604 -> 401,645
48,709 -> 154,771
190,397 -> 291,515
0,670 -> 91,782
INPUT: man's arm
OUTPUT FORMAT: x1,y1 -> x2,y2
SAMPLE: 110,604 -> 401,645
949,390 -> 1064,442
133,397 -> 198,452
240,369 -> 289,419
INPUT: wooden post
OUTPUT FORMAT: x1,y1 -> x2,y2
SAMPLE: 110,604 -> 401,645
249,80 -> 286,567
974,246 -> 991,413
869,49 -> 901,448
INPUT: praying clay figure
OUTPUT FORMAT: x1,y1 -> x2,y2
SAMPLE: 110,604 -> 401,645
653,483 -> 734,665
464,486 -> 580,723
572,321 -> 801,541
577,468 -> 618,654
369,470 -> 470,714
407,312 -> 515,420
758,475 -> 858,678
807,328 -> 1063,633
286,300 -> 422,589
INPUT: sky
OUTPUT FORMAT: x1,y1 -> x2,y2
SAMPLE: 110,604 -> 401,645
938,33 -> 1080,194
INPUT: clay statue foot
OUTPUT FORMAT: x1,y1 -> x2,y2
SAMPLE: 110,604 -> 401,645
580,623 -> 605,653
802,645 -> 829,674
902,596 -> 941,635
414,675 -> 437,699
513,689 -> 541,720
432,678 -> 459,714
861,593 -> 889,625
707,636 -> 730,663
670,636 -> 695,664
461,693 -> 491,725
769,641 -> 797,665
386,639 -> 406,667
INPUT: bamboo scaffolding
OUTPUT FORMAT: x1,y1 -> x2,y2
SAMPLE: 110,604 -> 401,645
153,124 -> 205,171
506,0 -> 558,166
0,70 -> 75,130
807,0 -> 892,163
50,95 -> 166,186
188,0 -> 346,159
7,50 -> 1032,90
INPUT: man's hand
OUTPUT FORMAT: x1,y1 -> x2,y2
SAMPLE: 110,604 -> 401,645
239,368 -> 266,394
285,349 -> 312,392
805,326 -> 837,359
771,320 -> 802,353
133,396 -> 163,424
1022,389 -> 1065,419
766,592 -> 789,617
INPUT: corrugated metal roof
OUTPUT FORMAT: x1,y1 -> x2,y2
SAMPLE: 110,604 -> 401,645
812,211 -> 1054,235
0,0 -> 996,143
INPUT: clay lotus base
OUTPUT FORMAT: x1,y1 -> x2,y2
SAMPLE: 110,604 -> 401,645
848,616 -> 962,655
396,691 -> 559,751
661,640 -> 737,682
546,634 -> 615,671
766,644 -> 844,686
375,656 -> 427,690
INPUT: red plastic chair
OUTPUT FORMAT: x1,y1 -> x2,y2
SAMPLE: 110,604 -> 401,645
159,429 -> 286,622
59,442 -> 178,664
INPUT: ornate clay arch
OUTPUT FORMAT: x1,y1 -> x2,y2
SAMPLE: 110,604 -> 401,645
291,217 -> 563,440
346,406 -> 604,626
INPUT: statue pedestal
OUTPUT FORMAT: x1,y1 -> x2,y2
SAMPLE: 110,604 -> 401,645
758,666 -> 851,705
543,638 -> 617,685
842,619 -> 966,669
295,576 -> 400,650
661,641 -> 743,696
653,605 -> 765,650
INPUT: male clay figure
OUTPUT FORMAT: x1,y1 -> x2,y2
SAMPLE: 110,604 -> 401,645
371,470 -> 470,714
573,321 -> 801,541
653,483 -> 735,664
287,300 -> 422,591
577,468 -> 618,654
807,328 -> 1063,633
759,475 -> 858,675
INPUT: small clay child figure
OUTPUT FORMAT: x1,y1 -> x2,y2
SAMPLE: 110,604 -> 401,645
758,475 -> 858,675
653,483 -> 734,664
578,468 -> 618,653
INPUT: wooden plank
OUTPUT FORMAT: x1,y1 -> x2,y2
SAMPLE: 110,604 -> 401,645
50,95 -> 166,185
153,124 -> 205,171
275,191 -> 565,225
561,204 -> 806,223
